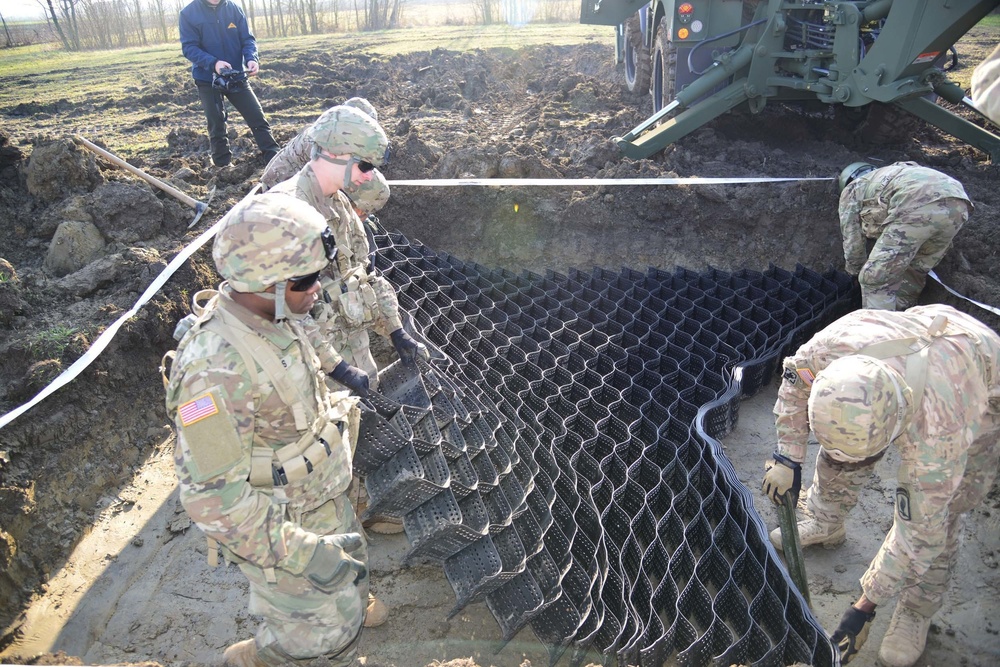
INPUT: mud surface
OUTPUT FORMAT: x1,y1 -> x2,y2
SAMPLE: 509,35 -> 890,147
0,26 -> 999,667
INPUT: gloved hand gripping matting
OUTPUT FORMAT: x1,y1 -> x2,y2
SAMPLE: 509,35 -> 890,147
356,226 -> 855,667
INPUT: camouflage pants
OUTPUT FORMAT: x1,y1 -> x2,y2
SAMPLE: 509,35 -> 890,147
237,494 -> 369,666
859,198 -> 970,310
805,410 -> 1000,616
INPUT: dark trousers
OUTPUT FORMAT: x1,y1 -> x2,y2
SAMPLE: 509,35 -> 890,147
195,81 -> 279,166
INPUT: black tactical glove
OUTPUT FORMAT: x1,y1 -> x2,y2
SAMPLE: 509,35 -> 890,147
762,452 -> 802,506
390,328 -> 426,366
302,533 -> 367,591
329,360 -> 370,397
831,606 -> 876,664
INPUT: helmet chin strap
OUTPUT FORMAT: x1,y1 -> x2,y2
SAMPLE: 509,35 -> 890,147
313,149 -> 358,192
258,284 -> 289,322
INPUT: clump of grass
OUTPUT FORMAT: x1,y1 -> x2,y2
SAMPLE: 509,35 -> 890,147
27,325 -> 78,360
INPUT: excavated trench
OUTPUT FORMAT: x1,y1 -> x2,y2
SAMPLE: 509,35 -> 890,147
353,220 -> 856,667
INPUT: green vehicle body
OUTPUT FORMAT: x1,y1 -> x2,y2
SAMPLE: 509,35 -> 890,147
581,0 -> 1000,160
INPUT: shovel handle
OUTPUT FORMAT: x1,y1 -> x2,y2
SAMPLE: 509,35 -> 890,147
778,490 -> 812,606
73,135 -> 200,210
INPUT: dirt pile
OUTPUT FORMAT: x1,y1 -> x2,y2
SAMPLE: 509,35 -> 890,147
0,31 -> 999,667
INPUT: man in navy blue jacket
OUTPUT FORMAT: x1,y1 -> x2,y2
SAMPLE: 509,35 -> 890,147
180,0 -> 279,167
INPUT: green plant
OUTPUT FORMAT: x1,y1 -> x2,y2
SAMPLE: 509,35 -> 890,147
27,325 -> 78,360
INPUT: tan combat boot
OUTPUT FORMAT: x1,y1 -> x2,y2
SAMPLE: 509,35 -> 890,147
365,593 -> 389,628
878,605 -> 932,667
769,517 -> 846,551
223,639 -> 269,667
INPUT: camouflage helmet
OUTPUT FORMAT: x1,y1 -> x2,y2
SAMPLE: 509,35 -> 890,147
838,162 -> 876,193
808,355 -> 911,462
213,192 -> 332,293
307,105 -> 389,166
344,96 -> 378,121
348,168 -> 390,214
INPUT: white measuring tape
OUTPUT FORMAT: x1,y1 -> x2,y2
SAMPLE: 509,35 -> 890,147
386,176 -> 834,186
0,177 -> 995,431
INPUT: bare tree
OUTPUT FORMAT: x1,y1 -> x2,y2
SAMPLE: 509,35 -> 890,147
472,0 -> 499,25
44,0 -> 72,49
1,12 -> 13,48
150,0 -> 170,42
132,0 -> 148,45
356,0 -> 404,31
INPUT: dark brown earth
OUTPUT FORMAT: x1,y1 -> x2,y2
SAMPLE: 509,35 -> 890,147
0,24 -> 999,667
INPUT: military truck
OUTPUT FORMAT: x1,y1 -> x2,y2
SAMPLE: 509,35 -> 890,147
581,0 -> 1000,159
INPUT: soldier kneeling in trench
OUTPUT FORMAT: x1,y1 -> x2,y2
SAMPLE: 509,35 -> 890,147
837,161 -> 973,311
165,193 -> 377,667
760,303 -> 1000,666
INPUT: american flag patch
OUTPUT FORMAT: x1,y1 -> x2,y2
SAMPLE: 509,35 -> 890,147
796,367 -> 816,386
178,394 -> 219,426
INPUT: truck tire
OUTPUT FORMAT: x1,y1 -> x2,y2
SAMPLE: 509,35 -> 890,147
623,15 -> 651,94
652,22 -> 677,112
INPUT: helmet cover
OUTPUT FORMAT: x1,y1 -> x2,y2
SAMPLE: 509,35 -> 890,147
307,105 -> 389,166
808,355 -> 910,462
347,168 -> 390,214
213,192 -> 331,293
838,162 -> 876,193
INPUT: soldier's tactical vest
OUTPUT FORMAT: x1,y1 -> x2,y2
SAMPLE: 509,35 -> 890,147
162,289 -> 360,573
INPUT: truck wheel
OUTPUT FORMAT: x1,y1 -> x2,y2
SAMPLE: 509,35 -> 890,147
623,15 -> 651,94
652,22 -> 677,112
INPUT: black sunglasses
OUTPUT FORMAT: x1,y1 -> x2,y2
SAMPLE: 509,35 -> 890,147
289,271 -> 322,292
356,144 -> 391,174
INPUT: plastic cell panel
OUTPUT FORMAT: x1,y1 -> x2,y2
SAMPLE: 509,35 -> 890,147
404,489 -> 490,564
364,442 -> 451,518
354,405 -> 412,475
368,239 -> 851,666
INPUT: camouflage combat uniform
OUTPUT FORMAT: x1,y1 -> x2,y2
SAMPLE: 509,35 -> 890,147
261,128 -> 312,190
165,286 -> 366,664
839,162 -> 972,311
270,164 -> 403,388
774,304 -> 1000,616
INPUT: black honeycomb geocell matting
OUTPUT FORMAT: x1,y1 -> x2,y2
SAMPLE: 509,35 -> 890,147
355,220 -> 858,667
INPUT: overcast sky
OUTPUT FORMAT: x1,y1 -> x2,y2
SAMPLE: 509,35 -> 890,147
2,0 -> 47,21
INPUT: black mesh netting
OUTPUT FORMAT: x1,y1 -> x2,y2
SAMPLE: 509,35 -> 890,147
355,223 -> 856,667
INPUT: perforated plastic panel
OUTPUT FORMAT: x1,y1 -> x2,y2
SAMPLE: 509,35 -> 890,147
354,223 -> 855,667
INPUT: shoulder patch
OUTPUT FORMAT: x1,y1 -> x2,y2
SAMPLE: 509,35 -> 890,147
796,367 -> 815,386
782,367 -> 798,385
179,394 -> 219,426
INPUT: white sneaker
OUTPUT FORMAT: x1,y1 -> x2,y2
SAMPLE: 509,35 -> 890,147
770,517 -> 846,551
878,606 -> 931,667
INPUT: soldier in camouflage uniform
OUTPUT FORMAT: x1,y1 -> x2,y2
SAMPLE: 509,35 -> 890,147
268,105 -> 425,388
269,106 -> 423,536
837,161 -> 972,311
760,304 -> 1000,667
261,97 -> 378,191
164,192 -> 379,667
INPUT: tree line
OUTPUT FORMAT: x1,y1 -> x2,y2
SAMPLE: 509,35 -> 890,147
2,0 -> 576,51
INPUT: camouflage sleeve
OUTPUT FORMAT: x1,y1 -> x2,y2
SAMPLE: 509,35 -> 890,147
859,429 -> 963,604
168,334 -> 319,573
302,313 -> 343,373
773,355 -> 815,464
370,274 -> 404,338
839,197 -> 867,275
